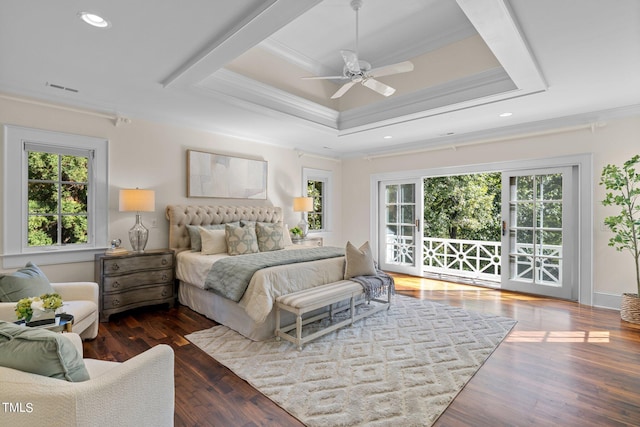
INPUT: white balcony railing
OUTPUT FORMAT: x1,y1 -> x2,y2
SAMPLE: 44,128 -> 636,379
422,237 -> 501,282
386,235 -> 562,284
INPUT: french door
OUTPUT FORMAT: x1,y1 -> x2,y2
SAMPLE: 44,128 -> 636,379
378,179 -> 423,276
501,167 -> 578,300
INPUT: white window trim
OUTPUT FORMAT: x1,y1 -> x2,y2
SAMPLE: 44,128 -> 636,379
2,125 -> 109,268
302,167 -> 333,233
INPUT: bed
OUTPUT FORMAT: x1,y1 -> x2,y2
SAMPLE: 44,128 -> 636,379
165,205 -> 346,340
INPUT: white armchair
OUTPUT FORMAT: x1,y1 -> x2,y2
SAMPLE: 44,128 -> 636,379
0,333 -> 175,427
0,282 -> 99,340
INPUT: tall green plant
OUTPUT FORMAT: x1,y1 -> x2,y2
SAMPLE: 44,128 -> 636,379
600,154 -> 640,296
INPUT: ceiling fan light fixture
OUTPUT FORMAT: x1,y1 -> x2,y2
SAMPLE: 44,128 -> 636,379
79,12 -> 111,28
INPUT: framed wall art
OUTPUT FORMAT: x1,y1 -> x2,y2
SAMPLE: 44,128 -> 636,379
187,149 -> 268,199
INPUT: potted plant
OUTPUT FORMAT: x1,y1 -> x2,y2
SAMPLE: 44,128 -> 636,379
289,226 -> 303,241
15,293 -> 63,324
600,154 -> 640,323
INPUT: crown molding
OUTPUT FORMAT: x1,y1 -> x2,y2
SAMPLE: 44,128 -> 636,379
338,67 -> 517,132
198,69 -> 339,128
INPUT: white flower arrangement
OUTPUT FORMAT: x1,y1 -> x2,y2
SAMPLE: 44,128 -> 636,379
15,293 -> 63,322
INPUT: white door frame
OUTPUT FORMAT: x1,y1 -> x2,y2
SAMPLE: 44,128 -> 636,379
369,153 -> 593,305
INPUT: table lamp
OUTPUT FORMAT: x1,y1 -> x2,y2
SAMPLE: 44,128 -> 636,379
119,188 -> 155,253
293,196 -> 313,238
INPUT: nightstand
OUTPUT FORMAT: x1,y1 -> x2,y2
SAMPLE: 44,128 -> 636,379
95,249 -> 175,322
291,236 -> 323,247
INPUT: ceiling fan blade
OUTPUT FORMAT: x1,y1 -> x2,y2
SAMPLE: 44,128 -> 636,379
340,50 -> 361,73
330,81 -> 356,99
369,61 -> 414,78
362,78 -> 396,97
301,75 -> 346,80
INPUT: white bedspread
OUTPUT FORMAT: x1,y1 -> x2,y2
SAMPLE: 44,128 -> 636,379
176,249 -> 346,323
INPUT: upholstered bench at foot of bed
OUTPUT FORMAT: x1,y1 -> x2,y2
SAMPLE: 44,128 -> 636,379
275,279 -> 392,350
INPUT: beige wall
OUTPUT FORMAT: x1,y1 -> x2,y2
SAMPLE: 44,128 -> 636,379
341,115 -> 640,305
0,96 -> 343,281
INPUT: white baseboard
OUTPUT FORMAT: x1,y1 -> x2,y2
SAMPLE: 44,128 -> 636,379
593,292 -> 621,311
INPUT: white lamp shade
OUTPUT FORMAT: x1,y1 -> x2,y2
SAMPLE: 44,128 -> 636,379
293,197 -> 313,212
119,189 -> 155,212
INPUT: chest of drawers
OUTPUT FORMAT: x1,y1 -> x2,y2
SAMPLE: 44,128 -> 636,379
95,249 -> 175,322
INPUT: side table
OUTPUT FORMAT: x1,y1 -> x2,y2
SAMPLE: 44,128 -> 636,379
15,313 -> 74,333
95,249 -> 175,322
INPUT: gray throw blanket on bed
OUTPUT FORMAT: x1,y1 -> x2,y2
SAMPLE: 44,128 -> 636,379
205,246 -> 345,302
351,266 -> 396,302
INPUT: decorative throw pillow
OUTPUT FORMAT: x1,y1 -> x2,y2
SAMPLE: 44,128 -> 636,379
256,222 -> 285,252
344,241 -> 377,279
200,228 -> 227,255
283,223 -> 294,246
0,262 -> 55,302
225,224 -> 259,256
187,223 -> 238,251
0,321 -> 90,382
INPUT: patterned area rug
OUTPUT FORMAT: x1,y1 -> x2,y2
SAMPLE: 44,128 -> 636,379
186,295 -> 516,426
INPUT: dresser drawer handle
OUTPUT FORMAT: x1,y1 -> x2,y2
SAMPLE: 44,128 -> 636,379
162,273 -> 168,281
161,289 -> 168,297
112,281 -> 120,289
161,258 -> 168,266
111,263 -> 120,271
112,298 -> 120,307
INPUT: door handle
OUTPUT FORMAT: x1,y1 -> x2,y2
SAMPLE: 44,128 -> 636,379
502,220 -> 507,236
415,219 -> 420,228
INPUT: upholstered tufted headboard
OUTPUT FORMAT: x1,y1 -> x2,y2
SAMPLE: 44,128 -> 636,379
165,205 -> 283,253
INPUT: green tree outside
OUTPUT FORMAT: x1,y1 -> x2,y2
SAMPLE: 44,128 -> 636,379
423,173 -> 502,241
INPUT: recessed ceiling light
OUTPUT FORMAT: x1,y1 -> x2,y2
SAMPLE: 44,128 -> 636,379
79,12 -> 111,28
499,112 -> 513,117
383,135 -> 393,139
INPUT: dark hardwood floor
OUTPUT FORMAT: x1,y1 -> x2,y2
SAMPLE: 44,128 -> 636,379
83,275 -> 640,426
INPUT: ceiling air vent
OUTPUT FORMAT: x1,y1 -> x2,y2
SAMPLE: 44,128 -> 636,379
46,82 -> 79,93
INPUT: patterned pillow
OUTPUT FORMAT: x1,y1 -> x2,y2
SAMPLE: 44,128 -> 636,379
344,241 -> 377,279
225,224 -> 259,256
187,223 -> 238,251
256,222 -> 285,252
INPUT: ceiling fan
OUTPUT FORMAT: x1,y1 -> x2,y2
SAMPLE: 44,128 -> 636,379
302,0 -> 414,99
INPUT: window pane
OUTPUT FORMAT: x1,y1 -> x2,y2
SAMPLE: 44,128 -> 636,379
27,216 -> 56,246
61,155 -> 88,182
386,185 -> 398,203
62,183 -> 87,214
400,184 -> 415,203
28,152 -> 57,180
28,183 -> 58,214
401,205 -> 414,223
62,215 -> 88,244
387,205 -> 398,223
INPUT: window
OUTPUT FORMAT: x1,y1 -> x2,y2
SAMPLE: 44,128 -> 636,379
303,168 -> 332,232
27,144 -> 90,247
307,179 -> 324,230
3,126 -> 108,268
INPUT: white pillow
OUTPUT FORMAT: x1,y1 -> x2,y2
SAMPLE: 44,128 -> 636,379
200,228 -> 227,255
